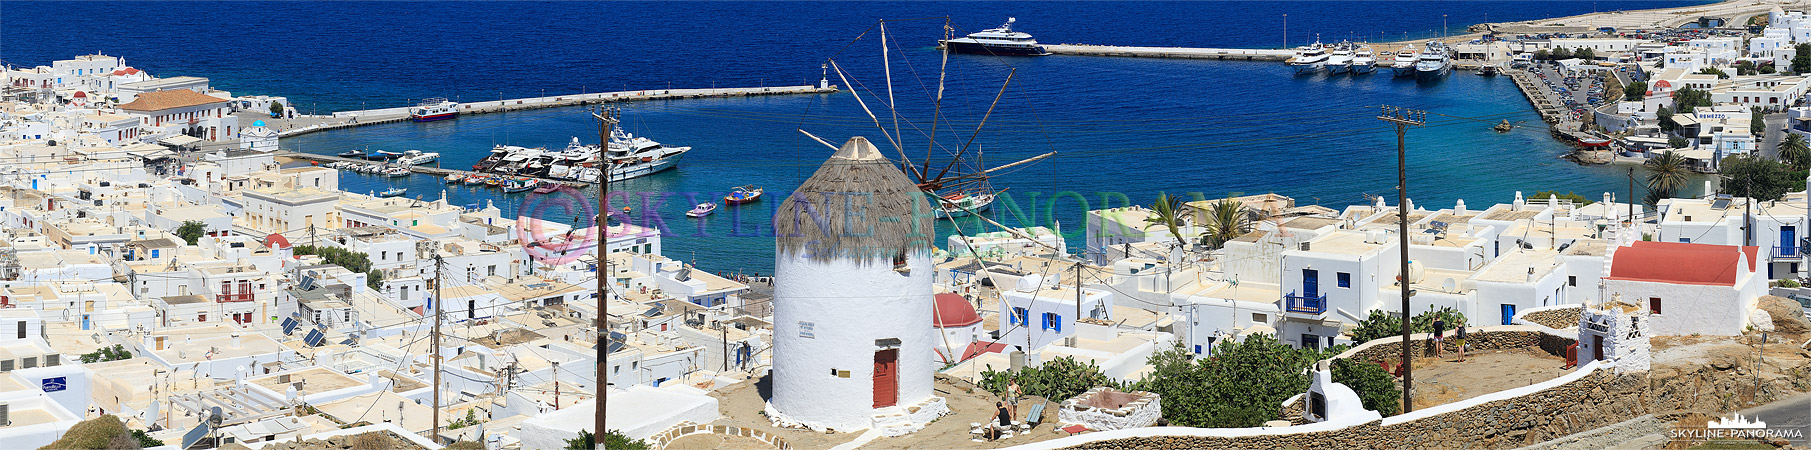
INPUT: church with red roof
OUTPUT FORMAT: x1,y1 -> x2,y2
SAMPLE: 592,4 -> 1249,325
1603,241 -> 1766,336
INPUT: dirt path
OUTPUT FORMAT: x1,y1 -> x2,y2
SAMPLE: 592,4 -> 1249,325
1409,347 -> 1571,410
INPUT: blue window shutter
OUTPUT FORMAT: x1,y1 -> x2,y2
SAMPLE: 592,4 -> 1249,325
1054,314 -> 1062,332
1194,345 -> 1202,354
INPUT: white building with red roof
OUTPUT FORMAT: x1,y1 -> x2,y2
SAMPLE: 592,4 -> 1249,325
116,88 -> 236,142
931,292 -> 984,364
1603,241 -> 1767,336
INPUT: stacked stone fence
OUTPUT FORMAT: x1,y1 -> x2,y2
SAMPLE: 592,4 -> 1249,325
647,422 -> 791,450
1006,361 -> 1629,450
1336,326 -> 1576,365
1515,305 -> 1585,330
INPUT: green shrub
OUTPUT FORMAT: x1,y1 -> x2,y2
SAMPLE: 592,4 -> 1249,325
1331,358 -> 1401,416
979,356 -> 1117,402
1130,336 -> 1340,428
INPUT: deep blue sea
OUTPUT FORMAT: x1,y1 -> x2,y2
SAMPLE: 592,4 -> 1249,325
3,1 -> 1714,273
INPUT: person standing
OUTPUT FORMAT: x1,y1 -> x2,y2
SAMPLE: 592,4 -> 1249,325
1006,377 -> 1022,420
1431,317 -> 1447,359
1454,323 -> 1468,362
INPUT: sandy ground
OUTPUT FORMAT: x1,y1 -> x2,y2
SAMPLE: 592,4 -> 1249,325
666,433 -> 777,450
1407,346 -> 1572,411
708,374 -> 1072,450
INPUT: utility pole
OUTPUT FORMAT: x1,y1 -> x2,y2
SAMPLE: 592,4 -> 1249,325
1379,105 -> 1426,413
1627,168 -> 1636,226
721,324 -> 729,372
1075,261 -> 1084,326
431,252 -> 445,444
592,106 -> 619,449
553,360 -> 560,409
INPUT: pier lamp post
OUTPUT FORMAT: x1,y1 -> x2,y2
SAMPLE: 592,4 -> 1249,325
1378,105 -> 1426,413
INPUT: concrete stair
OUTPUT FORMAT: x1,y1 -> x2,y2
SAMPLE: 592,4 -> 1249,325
871,406 -> 920,437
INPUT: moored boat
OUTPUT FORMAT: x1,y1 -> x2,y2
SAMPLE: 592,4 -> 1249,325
1285,42 -> 1329,75
1391,45 -> 1419,77
502,178 -> 539,193
724,185 -> 763,204
1415,41 -> 1452,81
685,202 -> 717,218
1326,42 -> 1354,74
409,97 -> 459,122
1351,46 -> 1377,74
937,17 -> 1050,56
378,187 -> 406,197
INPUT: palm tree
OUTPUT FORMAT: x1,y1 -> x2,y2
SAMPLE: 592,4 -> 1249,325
1143,192 -> 1188,245
1644,150 -> 1690,205
1197,198 -> 1252,250
1782,133 -> 1810,171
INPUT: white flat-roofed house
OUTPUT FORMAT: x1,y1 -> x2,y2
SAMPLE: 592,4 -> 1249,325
997,274 -> 1113,353
946,226 -> 1065,259
49,54 -> 124,91
239,186 -> 337,234
138,323 -> 297,378
116,88 -> 236,142
77,113 -> 141,145
1603,242 -> 1765,336
1086,206 -> 1197,265
1657,194 -> 1810,279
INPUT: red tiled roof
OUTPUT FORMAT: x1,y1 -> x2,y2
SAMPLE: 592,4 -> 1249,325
118,89 -> 226,111
1608,241 -> 1756,286
933,292 -> 980,327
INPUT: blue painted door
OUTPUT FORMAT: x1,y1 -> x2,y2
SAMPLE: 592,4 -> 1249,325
1501,304 -> 1516,325
1784,226 -> 1798,257
1303,269 -> 1320,298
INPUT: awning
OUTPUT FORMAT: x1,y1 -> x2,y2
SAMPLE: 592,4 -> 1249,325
158,134 -> 203,147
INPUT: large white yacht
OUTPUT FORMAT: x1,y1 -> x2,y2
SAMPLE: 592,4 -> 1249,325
1391,45 -> 1419,77
1415,41 -> 1452,80
1286,42 -> 1329,75
1350,46 -> 1377,74
1326,42 -> 1354,74
937,18 -> 1049,56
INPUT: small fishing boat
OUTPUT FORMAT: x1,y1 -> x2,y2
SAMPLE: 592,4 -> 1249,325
1576,137 -> 1612,147
1476,65 -> 1499,76
484,176 -> 504,187
464,174 -> 487,186
378,187 -> 407,197
686,202 -> 717,217
446,173 -> 464,184
338,150 -> 365,158
502,178 -> 539,193
724,185 -> 763,204
382,166 -> 411,177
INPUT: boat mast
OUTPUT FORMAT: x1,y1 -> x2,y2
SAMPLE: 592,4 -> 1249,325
924,18 -> 952,182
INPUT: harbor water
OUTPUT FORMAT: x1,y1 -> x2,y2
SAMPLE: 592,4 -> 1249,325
3,1 -> 1714,273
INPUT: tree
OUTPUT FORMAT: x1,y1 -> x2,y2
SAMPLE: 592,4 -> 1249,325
1347,306 -> 1468,344
1623,81 -> 1648,101
1197,198 -> 1251,250
1718,155 -> 1797,201
1644,150 -> 1692,204
131,429 -> 164,448
1551,47 -> 1573,60
1657,105 -> 1675,132
1761,62 -> 1778,74
1530,191 -> 1595,206
1142,192 -> 1188,246
268,102 -> 284,117
176,220 -> 206,245
1697,67 -> 1730,79
1673,87 -> 1713,112
1793,43 -> 1811,74
1534,49 -> 1549,61
1330,358 -> 1401,416
79,344 -> 131,363
980,356 -> 1118,402
1130,336 -> 1341,428
1736,61 -> 1757,76
1575,47 -> 1595,61
1668,136 -> 1690,148
1781,134 -> 1810,171
1753,107 -> 1767,137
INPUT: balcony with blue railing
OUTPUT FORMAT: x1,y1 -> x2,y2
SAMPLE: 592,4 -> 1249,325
1774,244 -> 1801,259
1284,291 -> 1328,315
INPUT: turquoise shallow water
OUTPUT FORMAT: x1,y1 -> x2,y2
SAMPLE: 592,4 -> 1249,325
2,1 -> 1710,273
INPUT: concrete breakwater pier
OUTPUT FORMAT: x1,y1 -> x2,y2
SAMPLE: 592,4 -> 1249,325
1046,44 -> 1293,61
276,85 -> 837,138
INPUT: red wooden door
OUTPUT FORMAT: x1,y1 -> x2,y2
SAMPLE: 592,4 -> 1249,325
873,349 -> 898,408
1593,335 -> 1604,361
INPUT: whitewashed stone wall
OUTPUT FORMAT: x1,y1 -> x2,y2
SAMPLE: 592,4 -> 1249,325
1057,387 -> 1161,431
1578,306 -> 1651,374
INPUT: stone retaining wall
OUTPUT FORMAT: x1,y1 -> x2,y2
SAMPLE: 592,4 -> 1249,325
1520,306 -> 1584,330
1060,368 -> 1645,450
647,422 -> 791,450
1343,330 -> 1574,364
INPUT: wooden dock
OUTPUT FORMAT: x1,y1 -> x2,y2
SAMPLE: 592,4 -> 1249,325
1044,44 -> 1293,61
276,152 -> 591,188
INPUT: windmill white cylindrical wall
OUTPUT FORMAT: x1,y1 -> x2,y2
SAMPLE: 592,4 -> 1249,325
767,136 -> 938,432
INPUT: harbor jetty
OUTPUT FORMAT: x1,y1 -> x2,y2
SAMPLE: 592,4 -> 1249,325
275,151 -> 591,187
277,84 -> 837,138
1045,44 -> 1292,61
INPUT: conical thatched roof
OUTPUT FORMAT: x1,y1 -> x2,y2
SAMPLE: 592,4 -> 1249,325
775,136 -> 933,263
